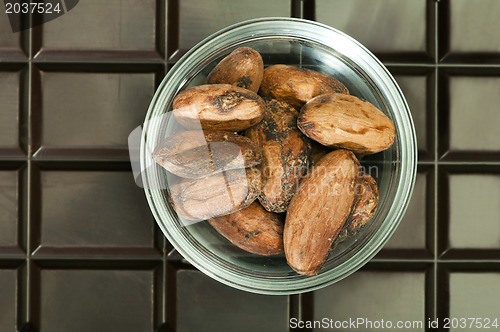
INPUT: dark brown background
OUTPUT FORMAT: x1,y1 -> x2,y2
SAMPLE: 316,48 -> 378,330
0,0 -> 499,331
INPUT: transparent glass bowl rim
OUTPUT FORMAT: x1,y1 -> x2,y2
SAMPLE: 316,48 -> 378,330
141,17 -> 417,295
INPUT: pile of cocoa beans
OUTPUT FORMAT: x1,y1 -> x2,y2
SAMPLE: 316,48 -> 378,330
153,47 -> 395,275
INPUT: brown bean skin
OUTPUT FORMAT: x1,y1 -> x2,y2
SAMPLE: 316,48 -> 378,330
173,84 -> 265,131
169,167 -> 262,221
284,150 -> 360,275
259,64 -> 349,108
153,130 -> 261,179
206,47 -> 264,93
309,140 -> 333,166
245,99 -> 310,213
208,202 -> 284,256
349,173 -> 379,234
335,173 -> 379,243
298,93 -> 395,154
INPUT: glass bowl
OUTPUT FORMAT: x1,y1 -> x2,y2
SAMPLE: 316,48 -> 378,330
141,17 -> 417,294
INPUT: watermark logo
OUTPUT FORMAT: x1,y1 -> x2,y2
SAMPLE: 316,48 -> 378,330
3,0 -> 79,32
